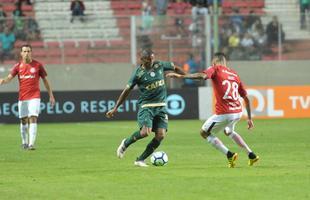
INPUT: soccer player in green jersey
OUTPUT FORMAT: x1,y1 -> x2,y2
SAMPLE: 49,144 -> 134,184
106,49 -> 186,167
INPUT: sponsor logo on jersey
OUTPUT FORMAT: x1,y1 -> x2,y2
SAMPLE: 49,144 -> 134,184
30,67 -> 36,73
227,75 -> 235,80
20,75 -> 35,79
145,79 -> 164,90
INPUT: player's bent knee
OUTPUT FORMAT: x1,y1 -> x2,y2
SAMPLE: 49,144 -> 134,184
200,129 -> 209,139
155,133 -> 165,140
140,131 -> 150,137
155,135 -> 164,141
140,127 -> 152,137
224,127 -> 232,136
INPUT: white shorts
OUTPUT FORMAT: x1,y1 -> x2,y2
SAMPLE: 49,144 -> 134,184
201,112 -> 242,134
18,98 -> 41,118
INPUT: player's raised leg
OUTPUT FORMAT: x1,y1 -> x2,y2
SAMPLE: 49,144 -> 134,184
116,139 -> 126,158
116,130 -> 146,158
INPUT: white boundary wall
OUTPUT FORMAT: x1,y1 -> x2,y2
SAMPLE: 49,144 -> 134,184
0,60 -> 309,92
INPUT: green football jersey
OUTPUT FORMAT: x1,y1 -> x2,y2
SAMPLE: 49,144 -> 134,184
127,60 -> 175,107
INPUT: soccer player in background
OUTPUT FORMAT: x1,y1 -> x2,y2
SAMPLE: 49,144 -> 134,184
166,52 -> 259,168
0,44 -> 55,150
106,49 -> 186,167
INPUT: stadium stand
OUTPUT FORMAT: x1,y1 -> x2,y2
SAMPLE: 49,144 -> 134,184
264,0 -> 310,39
222,0 -> 265,14
35,1 -> 120,41
2,0 -> 33,15
0,0 -> 310,64
285,39 -> 310,59
18,0 -> 128,64
111,0 -> 142,16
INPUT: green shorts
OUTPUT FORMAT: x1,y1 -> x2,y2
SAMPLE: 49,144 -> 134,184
137,106 -> 168,131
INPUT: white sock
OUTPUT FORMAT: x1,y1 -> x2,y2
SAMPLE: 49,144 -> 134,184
20,123 -> 28,145
229,131 -> 252,154
29,123 -> 37,146
207,134 -> 229,155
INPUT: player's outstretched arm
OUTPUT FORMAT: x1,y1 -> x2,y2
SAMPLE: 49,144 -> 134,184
243,96 -> 254,130
42,77 -> 55,107
106,86 -> 132,118
0,74 -> 14,85
166,72 -> 207,79
174,65 -> 186,75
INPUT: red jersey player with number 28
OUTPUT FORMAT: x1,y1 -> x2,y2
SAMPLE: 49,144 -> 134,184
166,52 -> 259,168
0,44 -> 55,150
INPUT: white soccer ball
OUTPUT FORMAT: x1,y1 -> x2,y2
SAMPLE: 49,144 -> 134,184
150,151 -> 168,166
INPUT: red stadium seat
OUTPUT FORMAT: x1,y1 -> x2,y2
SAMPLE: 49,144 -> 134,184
31,41 -> 44,48
46,41 -> 61,48
63,41 -> 77,48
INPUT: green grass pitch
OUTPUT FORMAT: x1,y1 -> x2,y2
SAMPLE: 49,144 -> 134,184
0,119 -> 309,200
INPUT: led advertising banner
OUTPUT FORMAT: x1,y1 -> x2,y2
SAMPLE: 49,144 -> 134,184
246,86 -> 310,118
0,88 -> 198,123
205,86 -> 310,120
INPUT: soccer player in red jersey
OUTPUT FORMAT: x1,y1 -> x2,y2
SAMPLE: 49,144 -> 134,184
0,44 -> 55,150
166,52 -> 259,168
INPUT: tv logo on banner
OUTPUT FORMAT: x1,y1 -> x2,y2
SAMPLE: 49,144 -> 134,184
166,94 -> 185,116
